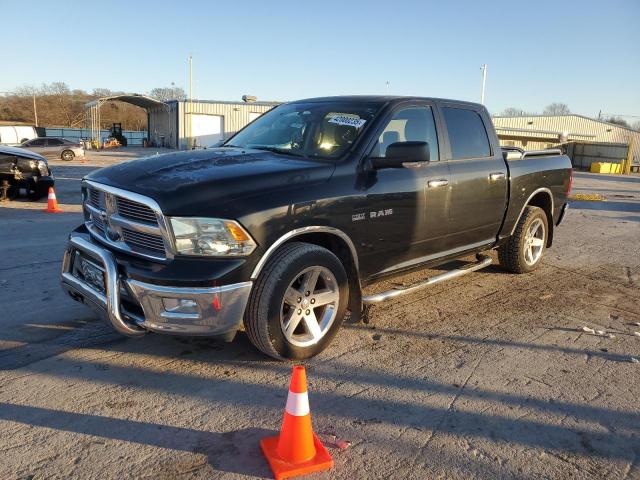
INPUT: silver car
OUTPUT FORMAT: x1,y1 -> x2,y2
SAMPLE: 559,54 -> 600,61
21,137 -> 85,161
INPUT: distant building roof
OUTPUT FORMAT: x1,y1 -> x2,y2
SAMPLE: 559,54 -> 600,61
85,94 -> 166,110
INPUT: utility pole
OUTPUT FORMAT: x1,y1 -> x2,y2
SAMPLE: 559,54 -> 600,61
32,93 -> 38,127
188,55 -> 193,149
480,64 -> 488,104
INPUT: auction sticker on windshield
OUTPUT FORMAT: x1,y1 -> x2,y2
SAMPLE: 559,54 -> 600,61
328,115 -> 367,129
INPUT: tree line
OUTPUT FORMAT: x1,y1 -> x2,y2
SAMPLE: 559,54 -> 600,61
0,83 -> 186,131
499,102 -> 640,130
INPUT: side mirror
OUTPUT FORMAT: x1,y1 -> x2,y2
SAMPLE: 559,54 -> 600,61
371,141 -> 430,169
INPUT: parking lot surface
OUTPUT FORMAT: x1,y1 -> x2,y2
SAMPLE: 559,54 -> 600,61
1,149 -> 639,479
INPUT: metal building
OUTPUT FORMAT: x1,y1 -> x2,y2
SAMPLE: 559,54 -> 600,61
492,114 -> 640,166
148,99 -> 278,149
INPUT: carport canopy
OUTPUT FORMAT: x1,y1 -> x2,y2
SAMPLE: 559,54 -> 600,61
85,94 -> 168,143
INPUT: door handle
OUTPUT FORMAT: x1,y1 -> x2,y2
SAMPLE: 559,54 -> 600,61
489,172 -> 506,181
428,179 -> 449,188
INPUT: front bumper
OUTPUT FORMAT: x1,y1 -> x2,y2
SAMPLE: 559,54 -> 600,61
60,235 -> 252,338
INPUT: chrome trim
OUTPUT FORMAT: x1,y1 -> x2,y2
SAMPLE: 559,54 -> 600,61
522,149 -> 562,158
250,226 -> 359,280
427,179 -> 449,188
376,239 -> 494,276
509,187 -> 554,236
83,180 -> 174,261
61,235 -> 253,337
127,279 -> 252,336
489,172 -> 506,181
363,254 -> 492,304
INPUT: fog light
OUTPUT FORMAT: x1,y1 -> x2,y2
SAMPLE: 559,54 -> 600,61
162,298 -> 198,314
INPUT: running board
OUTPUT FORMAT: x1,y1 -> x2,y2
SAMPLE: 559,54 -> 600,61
362,254 -> 493,305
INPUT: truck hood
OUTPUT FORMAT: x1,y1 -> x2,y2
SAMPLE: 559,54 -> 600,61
85,147 -> 335,215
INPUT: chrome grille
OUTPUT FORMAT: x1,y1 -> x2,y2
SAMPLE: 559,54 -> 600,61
89,188 -> 104,209
84,183 -> 168,261
116,197 -> 158,224
121,228 -> 166,255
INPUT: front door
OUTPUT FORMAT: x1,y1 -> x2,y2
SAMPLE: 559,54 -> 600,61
354,103 -> 451,278
441,105 -> 508,250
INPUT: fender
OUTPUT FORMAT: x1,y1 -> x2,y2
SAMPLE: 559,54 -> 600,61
509,187 -> 554,236
250,226 -> 360,280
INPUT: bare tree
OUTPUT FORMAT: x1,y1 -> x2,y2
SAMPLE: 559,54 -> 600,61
0,83 -> 148,131
606,117 -> 630,128
543,103 -> 571,115
499,107 -> 534,117
632,120 -> 640,132
149,86 -> 186,102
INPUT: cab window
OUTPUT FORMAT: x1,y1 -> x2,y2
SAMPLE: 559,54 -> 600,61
370,106 -> 439,161
442,107 -> 491,159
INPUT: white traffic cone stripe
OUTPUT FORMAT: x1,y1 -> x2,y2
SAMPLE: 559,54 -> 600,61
285,391 -> 310,417
48,192 -> 55,199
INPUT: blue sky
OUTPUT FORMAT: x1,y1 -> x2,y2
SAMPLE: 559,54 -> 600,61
1,0 -> 639,119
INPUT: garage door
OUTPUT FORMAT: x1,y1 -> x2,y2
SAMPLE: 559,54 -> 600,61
191,114 -> 223,147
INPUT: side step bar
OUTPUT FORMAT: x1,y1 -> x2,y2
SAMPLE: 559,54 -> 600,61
362,254 -> 493,305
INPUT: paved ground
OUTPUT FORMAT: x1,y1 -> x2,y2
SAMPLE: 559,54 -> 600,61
1,150 -> 639,479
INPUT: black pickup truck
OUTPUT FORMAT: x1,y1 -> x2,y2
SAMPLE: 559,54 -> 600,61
61,96 -> 572,359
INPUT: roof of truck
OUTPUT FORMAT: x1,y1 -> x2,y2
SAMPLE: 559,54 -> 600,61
292,95 -> 483,107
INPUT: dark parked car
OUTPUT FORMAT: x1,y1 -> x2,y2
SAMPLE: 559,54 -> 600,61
21,137 -> 85,161
61,96 -> 572,360
0,145 -> 54,200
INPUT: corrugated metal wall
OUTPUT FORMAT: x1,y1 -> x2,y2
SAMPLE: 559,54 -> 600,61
492,115 -> 640,164
147,100 -> 276,149
177,101 -> 276,149
148,104 -> 177,148
565,142 -> 629,169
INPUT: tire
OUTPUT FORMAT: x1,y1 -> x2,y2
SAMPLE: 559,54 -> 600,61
61,150 -> 75,161
244,242 -> 349,360
28,182 -> 49,200
498,206 -> 548,274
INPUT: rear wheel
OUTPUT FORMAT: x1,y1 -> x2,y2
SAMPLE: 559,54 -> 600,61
61,149 -> 74,161
244,242 -> 349,360
498,206 -> 547,273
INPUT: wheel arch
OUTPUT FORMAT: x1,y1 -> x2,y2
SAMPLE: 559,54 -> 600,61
250,227 -> 361,312
512,189 -> 554,247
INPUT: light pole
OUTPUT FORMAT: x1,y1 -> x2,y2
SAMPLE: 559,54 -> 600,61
188,55 -> 193,149
32,93 -> 38,127
480,64 -> 488,104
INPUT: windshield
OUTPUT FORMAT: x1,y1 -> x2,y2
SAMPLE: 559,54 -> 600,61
224,101 -> 382,159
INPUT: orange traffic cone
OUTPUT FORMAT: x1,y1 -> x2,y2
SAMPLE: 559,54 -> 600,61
260,366 -> 333,480
45,187 -> 63,213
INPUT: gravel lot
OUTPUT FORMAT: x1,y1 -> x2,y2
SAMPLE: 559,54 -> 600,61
1,149 -> 639,479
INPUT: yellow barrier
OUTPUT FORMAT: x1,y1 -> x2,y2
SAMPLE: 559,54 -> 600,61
590,162 -> 623,174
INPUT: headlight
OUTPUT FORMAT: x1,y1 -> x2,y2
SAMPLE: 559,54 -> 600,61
37,159 -> 49,176
169,217 -> 257,257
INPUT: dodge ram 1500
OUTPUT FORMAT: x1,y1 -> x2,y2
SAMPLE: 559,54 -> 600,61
60,96 -> 572,359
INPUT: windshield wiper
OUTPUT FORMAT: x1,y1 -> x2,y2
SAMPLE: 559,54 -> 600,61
249,145 -> 306,158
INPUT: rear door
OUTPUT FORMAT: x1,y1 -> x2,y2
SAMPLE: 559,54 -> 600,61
45,138 -> 64,158
441,104 -> 508,250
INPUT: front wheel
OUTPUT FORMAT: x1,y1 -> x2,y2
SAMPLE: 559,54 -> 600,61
61,149 -> 75,161
244,242 -> 349,360
498,206 -> 548,273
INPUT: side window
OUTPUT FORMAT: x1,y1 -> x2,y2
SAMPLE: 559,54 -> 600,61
29,138 -> 46,147
47,138 -> 63,146
442,107 -> 491,159
371,106 -> 439,161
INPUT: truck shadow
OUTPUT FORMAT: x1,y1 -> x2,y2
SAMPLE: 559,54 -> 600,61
0,402 -> 273,478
